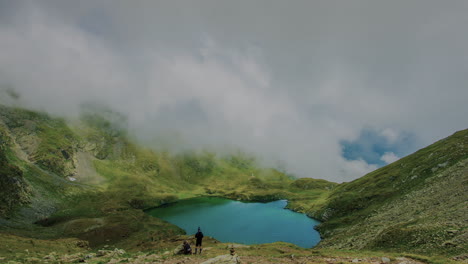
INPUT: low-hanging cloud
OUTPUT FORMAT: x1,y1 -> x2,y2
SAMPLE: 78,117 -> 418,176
1,0 -> 467,182
380,152 -> 400,165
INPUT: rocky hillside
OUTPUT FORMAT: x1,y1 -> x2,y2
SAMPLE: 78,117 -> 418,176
0,128 -> 30,217
0,104 -> 466,263
312,129 -> 468,256
0,232 -> 439,264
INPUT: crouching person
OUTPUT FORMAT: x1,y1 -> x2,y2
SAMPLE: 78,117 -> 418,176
174,240 -> 192,255
183,240 -> 192,255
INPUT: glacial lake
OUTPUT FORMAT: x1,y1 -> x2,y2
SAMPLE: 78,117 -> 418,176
146,197 -> 321,248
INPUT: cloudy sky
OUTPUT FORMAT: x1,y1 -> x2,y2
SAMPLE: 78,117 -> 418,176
1,0 -> 467,182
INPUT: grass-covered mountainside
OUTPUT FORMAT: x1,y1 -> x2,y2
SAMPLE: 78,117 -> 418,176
0,104 -> 466,263
311,129 -> 468,257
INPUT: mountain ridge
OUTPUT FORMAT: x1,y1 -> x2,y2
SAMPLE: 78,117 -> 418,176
312,130 -> 468,256
0,104 -> 466,263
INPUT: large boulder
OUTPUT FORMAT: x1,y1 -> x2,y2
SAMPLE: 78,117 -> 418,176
201,254 -> 241,264
173,244 -> 185,255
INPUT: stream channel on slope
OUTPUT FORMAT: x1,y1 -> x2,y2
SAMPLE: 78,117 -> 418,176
146,197 -> 321,248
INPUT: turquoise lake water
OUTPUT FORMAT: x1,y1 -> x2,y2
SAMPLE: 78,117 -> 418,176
146,197 -> 321,248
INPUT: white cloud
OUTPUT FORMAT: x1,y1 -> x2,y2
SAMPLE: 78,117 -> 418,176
381,152 -> 400,164
0,6 -> 131,115
341,159 -> 379,180
0,1 -> 467,183
381,128 -> 400,144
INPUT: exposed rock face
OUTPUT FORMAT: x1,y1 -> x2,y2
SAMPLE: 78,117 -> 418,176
0,106 -> 79,178
73,151 -> 104,184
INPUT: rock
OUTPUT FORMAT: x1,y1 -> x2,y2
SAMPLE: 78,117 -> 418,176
61,253 -> 83,263
163,251 -> 170,255
97,250 -> 111,257
352,258 -> 360,262
43,254 -> 57,261
226,243 -> 250,249
106,248 -> 126,258
452,254 -> 468,261
76,240 -> 89,248
25,257 -> 41,264
381,257 -> 391,263
145,254 -> 161,261
201,254 -> 241,264
173,244 -> 185,255
442,241 -> 457,247
114,248 -> 126,255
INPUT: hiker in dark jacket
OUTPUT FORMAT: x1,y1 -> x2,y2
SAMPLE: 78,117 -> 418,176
194,227 -> 204,254
183,240 -> 192,255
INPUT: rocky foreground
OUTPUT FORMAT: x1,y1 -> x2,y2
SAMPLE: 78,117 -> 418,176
2,247 -> 428,264
0,234 -> 438,264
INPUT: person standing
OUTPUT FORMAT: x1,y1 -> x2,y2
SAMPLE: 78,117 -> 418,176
194,227 -> 204,254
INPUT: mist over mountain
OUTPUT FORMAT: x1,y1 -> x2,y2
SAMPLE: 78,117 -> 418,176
1,1 -> 468,182
0,103 -> 466,262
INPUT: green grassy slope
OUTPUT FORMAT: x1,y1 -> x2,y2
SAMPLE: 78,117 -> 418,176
0,127 -> 31,217
0,104 -> 466,262
313,129 -> 468,256
0,105 -> 333,251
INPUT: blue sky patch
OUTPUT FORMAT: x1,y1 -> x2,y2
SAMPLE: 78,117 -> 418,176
341,128 -> 416,167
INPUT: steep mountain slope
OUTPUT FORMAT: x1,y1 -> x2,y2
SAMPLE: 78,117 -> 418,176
0,105 -> 333,250
0,128 -> 30,217
0,104 -> 466,262
313,129 -> 468,256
